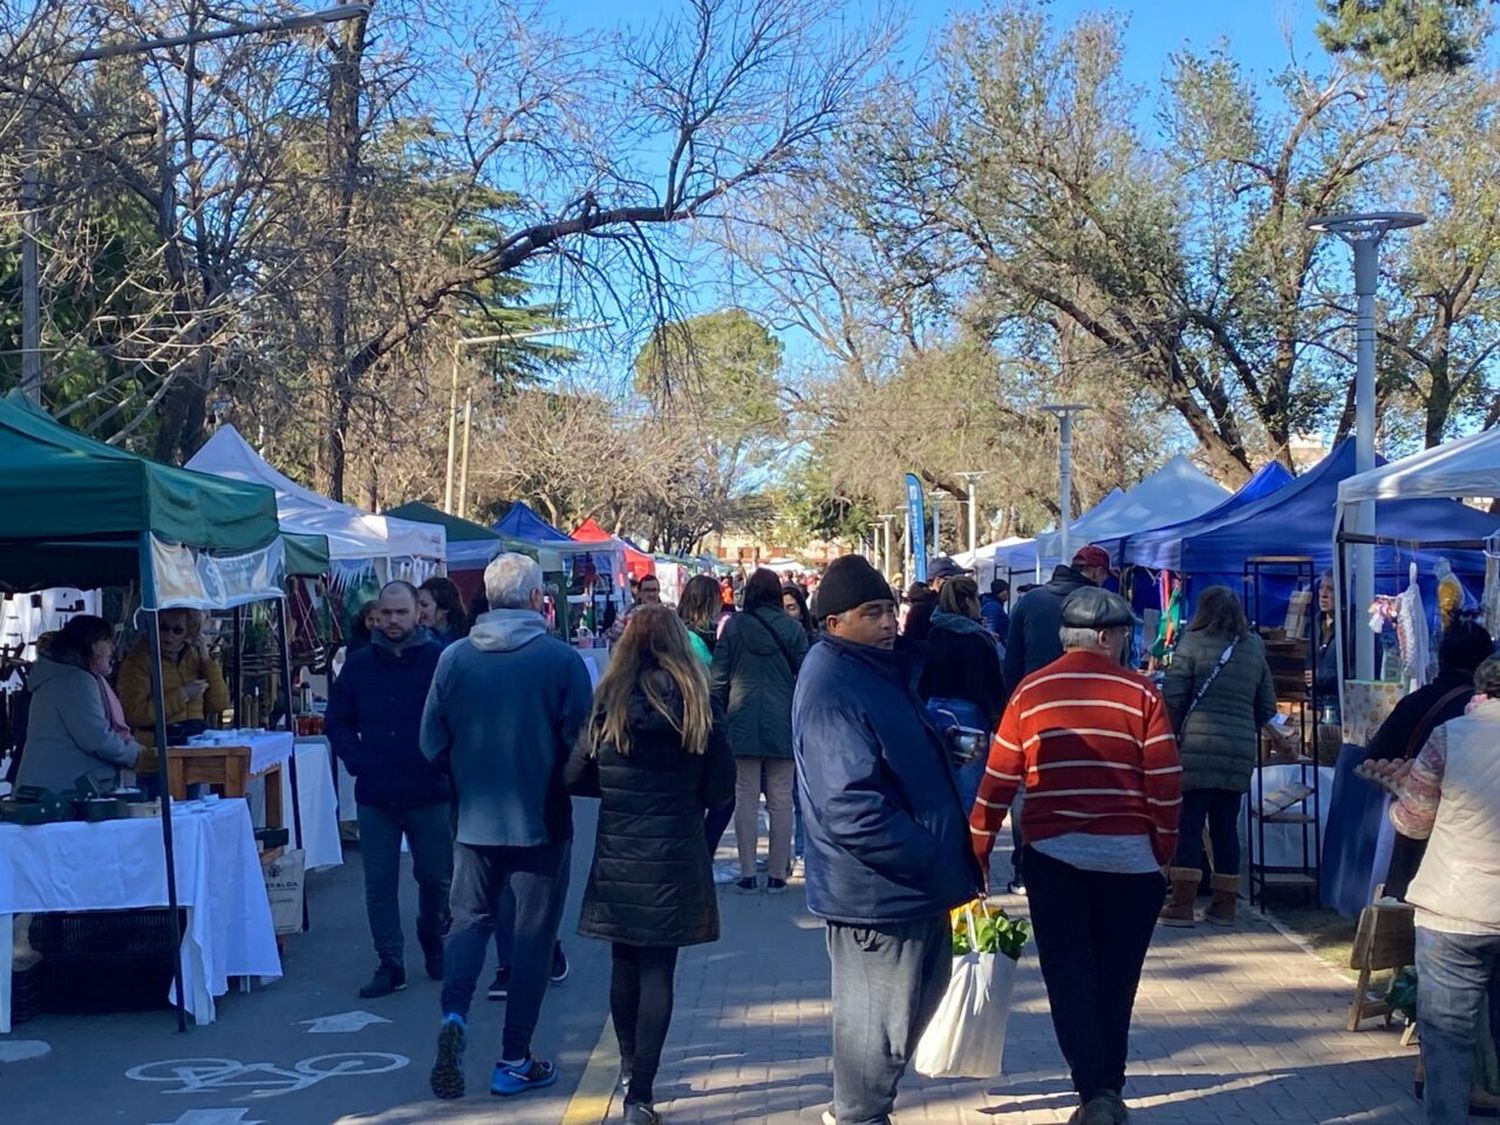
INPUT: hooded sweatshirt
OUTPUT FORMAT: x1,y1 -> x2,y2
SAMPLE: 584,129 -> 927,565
420,607 -> 594,847
921,610 -> 1006,732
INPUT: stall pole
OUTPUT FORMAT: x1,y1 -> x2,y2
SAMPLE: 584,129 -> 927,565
275,597 -> 310,933
231,605 -> 243,727
145,599 -> 189,1033
932,496 -> 941,558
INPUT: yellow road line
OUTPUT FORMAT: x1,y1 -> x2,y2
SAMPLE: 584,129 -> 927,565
562,1015 -> 619,1125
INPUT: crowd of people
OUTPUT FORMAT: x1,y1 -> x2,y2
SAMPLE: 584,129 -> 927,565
22,538 -> 1480,1125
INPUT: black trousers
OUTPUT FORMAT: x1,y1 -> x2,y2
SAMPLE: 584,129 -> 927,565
1024,846 -> 1164,1101
611,944 -> 680,1105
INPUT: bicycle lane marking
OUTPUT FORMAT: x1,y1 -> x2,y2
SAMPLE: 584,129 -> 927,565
126,1052 -> 410,1099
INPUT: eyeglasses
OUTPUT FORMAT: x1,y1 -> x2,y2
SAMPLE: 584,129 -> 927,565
158,624 -> 186,635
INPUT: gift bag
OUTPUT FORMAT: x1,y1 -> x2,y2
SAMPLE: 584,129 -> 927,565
913,905 -> 1018,1079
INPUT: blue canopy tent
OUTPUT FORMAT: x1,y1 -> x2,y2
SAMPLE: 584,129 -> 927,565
1121,440 -> 1496,617
1110,460 -> 1295,570
494,501 -> 574,543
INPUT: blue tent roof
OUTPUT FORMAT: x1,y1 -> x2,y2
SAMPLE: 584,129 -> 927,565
1123,439 -> 1498,584
494,501 -> 573,543
1119,460 -> 1295,571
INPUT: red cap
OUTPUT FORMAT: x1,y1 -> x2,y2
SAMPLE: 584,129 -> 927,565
1072,544 -> 1112,571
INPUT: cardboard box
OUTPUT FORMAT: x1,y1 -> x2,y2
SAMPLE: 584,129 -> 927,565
262,848 -> 305,935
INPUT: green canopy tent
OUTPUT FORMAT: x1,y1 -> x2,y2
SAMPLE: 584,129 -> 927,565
0,390 -> 292,1031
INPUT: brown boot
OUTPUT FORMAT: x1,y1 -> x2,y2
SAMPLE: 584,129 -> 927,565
1158,867 -> 1200,927
1204,873 -> 1240,927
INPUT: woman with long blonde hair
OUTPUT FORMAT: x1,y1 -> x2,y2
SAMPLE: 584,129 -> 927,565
566,605 -> 734,1124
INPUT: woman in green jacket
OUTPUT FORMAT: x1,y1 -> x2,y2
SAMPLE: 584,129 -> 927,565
711,568 -> 809,894
1160,586 -> 1277,927
677,575 -> 722,667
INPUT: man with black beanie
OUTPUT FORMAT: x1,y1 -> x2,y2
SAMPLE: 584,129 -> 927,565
796,555 -> 983,1125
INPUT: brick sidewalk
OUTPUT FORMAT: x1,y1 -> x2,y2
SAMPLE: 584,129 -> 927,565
644,868 -> 1423,1124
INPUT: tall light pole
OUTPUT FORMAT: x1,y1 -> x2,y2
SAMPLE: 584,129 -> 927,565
1307,211 -> 1425,680
1042,404 -> 1089,567
444,322 -> 606,515
877,513 -> 899,581
931,494 -> 941,557
17,5 -> 372,403
956,470 -> 986,559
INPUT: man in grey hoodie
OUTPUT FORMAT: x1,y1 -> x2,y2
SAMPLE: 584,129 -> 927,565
422,552 -> 593,1101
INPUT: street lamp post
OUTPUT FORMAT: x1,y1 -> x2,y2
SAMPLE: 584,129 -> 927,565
17,5 -> 373,403
956,470 -> 986,560
877,513 -> 899,581
1042,404 -> 1090,567
1306,211 -> 1426,680
444,323 -> 607,515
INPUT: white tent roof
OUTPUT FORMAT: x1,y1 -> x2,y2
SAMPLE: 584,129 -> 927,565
1034,456 -> 1229,565
187,426 -> 446,562
1338,427 -> 1500,505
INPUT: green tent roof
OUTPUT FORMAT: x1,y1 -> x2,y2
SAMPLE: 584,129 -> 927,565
385,501 -> 507,543
0,390 -> 282,591
282,531 -> 332,578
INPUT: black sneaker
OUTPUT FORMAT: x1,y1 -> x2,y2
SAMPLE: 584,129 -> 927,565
766,877 -> 790,895
624,1101 -> 663,1124
359,963 -> 406,998
430,1013 -> 467,1100
549,942 -> 570,984
487,965 -> 510,1001
733,877 -> 759,894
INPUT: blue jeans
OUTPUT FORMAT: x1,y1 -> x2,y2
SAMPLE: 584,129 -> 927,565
441,839 -> 571,1060
1172,788 -> 1242,875
1416,926 -> 1500,1123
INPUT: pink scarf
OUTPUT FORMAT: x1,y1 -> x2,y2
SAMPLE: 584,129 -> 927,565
95,672 -> 132,739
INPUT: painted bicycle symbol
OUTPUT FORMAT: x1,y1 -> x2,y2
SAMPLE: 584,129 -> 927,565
126,1053 -> 409,1098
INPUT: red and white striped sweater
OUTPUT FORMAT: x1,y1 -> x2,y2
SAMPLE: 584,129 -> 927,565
971,649 -> 1183,867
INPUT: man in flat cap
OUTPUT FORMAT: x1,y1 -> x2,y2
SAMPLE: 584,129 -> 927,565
971,586 -> 1180,1125
797,555 -> 982,1125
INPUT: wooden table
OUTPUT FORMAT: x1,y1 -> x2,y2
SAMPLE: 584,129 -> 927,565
166,745 -> 283,831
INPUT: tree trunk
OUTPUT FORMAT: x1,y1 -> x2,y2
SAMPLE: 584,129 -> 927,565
317,8 -> 370,501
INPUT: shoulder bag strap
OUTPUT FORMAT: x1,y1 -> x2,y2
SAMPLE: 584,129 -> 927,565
1177,641 -> 1237,733
1404,684 -> 1472,760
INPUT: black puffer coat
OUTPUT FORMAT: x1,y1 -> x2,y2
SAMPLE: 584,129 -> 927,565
567,686 -> 735,947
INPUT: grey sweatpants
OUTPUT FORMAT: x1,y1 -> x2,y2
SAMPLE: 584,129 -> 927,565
826,913 -> 952,1125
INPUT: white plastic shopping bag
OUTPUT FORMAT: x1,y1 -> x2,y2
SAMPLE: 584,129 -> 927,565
913,904 -> 1018,1079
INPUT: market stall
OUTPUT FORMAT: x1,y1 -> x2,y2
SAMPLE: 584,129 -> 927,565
1318,430 -> 1500,916
0,390 -> 287,1030
573,519 -> 655,582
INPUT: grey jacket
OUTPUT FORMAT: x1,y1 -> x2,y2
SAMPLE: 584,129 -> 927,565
17,656 -> 140,792
420,608 -> 593,847
711,605 -> 809,759
1163,629 -> 1277,792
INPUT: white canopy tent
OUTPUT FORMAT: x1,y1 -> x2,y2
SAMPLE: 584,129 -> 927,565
954,536 -> 1032,586
1337,426 -> 1500,506
187,426 -> 446,571
1033,455 -> 1230,569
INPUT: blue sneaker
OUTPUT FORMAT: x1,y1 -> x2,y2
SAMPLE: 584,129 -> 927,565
491,1056 -> 558,1095
430,1014 -> 467,1100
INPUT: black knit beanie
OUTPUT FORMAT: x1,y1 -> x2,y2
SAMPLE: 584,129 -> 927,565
814,555 -> 894,621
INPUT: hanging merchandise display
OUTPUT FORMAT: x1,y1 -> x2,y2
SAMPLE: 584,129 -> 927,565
1366,563 -> 1430,692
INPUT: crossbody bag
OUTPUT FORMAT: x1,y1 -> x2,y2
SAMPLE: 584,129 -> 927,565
1177,641 -> 1237,734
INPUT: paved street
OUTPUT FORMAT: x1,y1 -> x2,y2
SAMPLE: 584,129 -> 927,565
2,812 -> 1427,1124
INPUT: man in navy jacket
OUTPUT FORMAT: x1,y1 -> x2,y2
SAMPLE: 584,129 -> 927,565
795,554 -> 982,1125
326,580 -> 448,999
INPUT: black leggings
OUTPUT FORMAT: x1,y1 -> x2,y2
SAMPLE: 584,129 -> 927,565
611,943 -> 680,1105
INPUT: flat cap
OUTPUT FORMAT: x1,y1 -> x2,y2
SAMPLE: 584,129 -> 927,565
1061,586 -> 1134,629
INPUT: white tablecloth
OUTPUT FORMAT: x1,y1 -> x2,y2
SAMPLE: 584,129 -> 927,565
0,799 -> 281,1031
246,740 -> 342,871
183,729 -> 295,775
1244,764 -> 1336,868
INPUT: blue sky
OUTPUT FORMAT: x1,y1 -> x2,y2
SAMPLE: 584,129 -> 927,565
538,0 -> 1328,375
